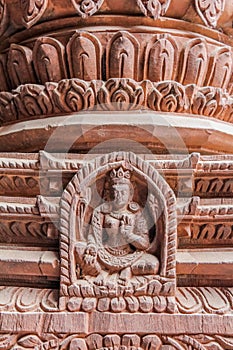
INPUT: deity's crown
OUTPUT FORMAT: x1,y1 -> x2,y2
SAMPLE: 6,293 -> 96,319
109,167 -> 131,184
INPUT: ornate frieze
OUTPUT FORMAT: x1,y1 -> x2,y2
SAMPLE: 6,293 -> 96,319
1,31 -> 233,93
0,285 -> 233,315
1,79 -> 233,126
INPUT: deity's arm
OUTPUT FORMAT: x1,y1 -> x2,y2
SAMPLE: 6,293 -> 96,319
87,206 -> 104,247
126,212 -> 150,250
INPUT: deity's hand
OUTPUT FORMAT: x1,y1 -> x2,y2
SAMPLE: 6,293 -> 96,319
84,244 -> 97,265
120,215 -> 133,241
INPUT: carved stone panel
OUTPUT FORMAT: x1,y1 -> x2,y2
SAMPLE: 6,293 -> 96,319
60,152 -> 177,312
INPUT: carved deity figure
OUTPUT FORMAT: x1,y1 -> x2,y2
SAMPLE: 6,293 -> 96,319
75,167 -> 159,286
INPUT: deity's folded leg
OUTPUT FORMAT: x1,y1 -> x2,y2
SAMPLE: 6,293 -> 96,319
131,253 -> 159,275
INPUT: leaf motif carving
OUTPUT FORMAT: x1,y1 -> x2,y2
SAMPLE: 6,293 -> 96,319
136,0 -> 171,19
195,0 -> 225,28
71,0 -> 104,18
20,0 -> 48,28
33,37 -> 67,84
67,31 -> 101,80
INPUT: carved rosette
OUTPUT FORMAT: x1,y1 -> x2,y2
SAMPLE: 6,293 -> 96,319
20,0 -> 48,28
60,152 -> 177,312
136,0 -> 171,19
71,0 -> 104,18
195,0 -> 225,28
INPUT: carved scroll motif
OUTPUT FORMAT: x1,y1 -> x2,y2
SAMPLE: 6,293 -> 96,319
180,38 -> 208,86
71,0 -> 104,18
20,0 -> 48,28
107,32 -> 139,80
195,0 -> 225,28
7,44 -> 35,88
136,0 -> 171,19
33,37 -> 67,84
67,32 -> 101,80
205,48 -> 232,89
144,35 -> 178,81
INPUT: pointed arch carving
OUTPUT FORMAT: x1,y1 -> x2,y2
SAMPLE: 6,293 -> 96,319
205,47 -> 232,89
144,34 -> 178,82
7,44 -> 35,88
67,31 -> 101,81
106,32 -> 139,80
180,38 -> 208,86
33,37 -> 67,85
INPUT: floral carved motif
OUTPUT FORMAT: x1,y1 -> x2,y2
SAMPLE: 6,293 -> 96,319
136,0 -> 171,19
97,79 -> 145,111
71,0 -> 104,18
1,79 -> 233,125
195,0 -> 225,28
20,0 -> 48,28
60,152 -> 177,312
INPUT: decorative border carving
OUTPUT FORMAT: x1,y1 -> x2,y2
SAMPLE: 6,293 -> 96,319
0,332 -> 233,349
0,286 -> 232,314
1,78 -> 233,125
1,31 -> 233,93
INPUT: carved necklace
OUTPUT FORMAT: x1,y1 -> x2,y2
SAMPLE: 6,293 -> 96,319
109,212 -> 125,220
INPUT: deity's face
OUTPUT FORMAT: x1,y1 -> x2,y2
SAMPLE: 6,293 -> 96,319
111,183 -> 131,210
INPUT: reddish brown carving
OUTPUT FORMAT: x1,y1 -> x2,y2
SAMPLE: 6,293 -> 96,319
67,31 -> 101,81
20,0 -> 48,28
71,0 -> 104,18
106,32 -> 139,80
195,0 -> 225,28
0,0 -> 233,345
136,0 -> 171,19
33,37 -> 67,84
60,152 -> 176,312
